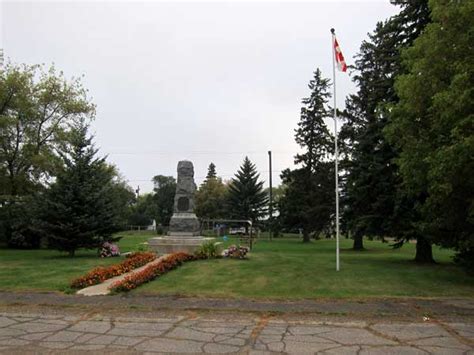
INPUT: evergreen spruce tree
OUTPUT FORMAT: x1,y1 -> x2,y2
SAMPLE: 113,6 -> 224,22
40,123 -> 121,256
278,69 -> 334,243
295,69 -> 333,171
279,163 -> 334,242
339,1 -> 431,254
227,157 -> 267,222
206,163 -> 217,180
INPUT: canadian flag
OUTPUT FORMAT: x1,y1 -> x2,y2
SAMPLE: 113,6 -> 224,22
332,33 -> 347,72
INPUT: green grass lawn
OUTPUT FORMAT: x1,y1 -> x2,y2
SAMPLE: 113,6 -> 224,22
1,233 -> 473,299
0,231 -> 152,292
135,238 -> 474,299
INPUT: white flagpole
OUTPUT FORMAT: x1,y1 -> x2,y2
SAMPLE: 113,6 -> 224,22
331,28 -> 340,272
0,1 -> 3,70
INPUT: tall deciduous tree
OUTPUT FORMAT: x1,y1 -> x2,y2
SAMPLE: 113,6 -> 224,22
386,0 -> 474,270
195,164 -> 227,219
40,123 -> 122,257
278,69 -> 334,242
108,174 -> 136,228
0,64 -> 95,198
127,193 -> 156,227
227,157 -> 267,222
0,63 -> 95,246
152,175 -> 176,226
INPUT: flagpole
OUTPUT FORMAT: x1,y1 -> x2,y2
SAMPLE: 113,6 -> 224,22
0,1 -> 3,70
331,28 -> 340,272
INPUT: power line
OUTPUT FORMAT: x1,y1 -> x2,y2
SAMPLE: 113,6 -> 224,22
107,150 -> 296,156
126,170 -> 284,182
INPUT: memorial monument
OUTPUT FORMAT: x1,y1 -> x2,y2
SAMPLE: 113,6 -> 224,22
148,160 -> 210,254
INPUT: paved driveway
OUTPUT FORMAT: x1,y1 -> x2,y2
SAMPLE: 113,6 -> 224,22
0,309 -> 473,354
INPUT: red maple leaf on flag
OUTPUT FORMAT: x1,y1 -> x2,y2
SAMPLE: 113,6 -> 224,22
333,36 -> 347,72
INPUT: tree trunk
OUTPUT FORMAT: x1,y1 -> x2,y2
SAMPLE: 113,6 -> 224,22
302,230 -> 310,243
353,233 -> 364,250
8,170 -> 17,197
415,236 -> 435,263
68,249 -> 75,257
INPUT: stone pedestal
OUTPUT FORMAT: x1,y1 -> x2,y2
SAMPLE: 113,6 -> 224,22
168,213 -> 200,236
148,161 -> 212,255
148,236 -> 214,255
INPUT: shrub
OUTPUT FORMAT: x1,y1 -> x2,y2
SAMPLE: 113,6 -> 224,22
70,251 -> 156,289
5,200 -> 43,249
109,252 -> 196,292
195,241 -> 221,259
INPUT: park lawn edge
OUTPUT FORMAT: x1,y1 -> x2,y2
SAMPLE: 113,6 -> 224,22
1,287 -> 473,302
132,290 -> 474,301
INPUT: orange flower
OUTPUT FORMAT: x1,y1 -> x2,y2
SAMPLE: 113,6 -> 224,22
109,252 -> 195,292
71,252 -> 157,289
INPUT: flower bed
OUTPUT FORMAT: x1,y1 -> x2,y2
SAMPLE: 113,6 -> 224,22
70,252 -> 156,289
223,245 -> 249,259
109,252 -> 197,292
100,242 -> 120,257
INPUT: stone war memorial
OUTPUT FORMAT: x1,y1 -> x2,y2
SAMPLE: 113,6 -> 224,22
148,160 -> 211,254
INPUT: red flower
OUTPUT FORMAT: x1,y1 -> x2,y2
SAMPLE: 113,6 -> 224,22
71,252 -> 157,289
109,252 -> 196,292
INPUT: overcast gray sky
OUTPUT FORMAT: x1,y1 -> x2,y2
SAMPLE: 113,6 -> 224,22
2,0 -> 399,193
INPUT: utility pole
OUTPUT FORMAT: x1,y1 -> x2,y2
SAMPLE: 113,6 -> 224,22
135,185 -> 140,198
268,150 -> 273,241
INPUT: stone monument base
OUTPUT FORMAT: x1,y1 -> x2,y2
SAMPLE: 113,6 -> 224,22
169,213 -> 200,235
148,236 -> 215,255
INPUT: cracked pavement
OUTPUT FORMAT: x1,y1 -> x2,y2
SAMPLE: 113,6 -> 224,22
0,309 -> 473,354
